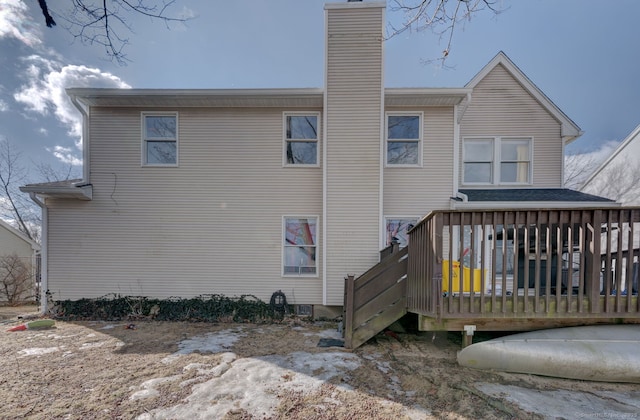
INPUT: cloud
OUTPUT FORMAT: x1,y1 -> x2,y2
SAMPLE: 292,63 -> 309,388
13,55 -> 130,163
0,99 -> 7,112
0,0 -> 42,47
38,127 -> 48,135
47,145 -> 82,166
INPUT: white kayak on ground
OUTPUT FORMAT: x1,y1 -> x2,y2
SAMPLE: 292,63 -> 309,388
457,325 -> 640,383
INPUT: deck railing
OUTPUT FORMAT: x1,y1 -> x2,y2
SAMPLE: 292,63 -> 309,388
343,242 -> 408,348
407,208 -> 640,328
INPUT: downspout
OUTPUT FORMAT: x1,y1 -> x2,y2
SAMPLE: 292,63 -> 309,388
68,93 -> 90,182
29,193 -> 48,315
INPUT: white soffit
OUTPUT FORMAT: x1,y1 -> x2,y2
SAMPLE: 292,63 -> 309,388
67,88 -> 325,108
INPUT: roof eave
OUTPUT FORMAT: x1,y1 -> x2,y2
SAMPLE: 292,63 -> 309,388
66,88 -> 325,108
20,183 -> 93,201
450,200 -> 621,210
384,88 -> 471,107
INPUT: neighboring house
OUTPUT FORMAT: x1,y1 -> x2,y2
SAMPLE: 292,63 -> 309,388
580,124 -> 640,296
580,124 -> 640,205
22,1 -> 617,316
0,219 -> 40,303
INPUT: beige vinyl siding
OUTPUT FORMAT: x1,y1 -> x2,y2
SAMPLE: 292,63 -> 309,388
384,107 -> 454,219
460,64 -> 564,187
46,107 -> 323,303
324,5 -> 384,305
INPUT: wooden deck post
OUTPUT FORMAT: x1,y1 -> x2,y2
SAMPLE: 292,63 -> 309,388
588,210 -> 602,313
344,275 -> 355,349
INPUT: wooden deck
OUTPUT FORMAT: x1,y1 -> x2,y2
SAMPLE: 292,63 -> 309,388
343,207 -> 640,349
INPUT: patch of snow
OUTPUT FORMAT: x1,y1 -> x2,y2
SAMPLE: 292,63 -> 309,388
303,328 -> 341,339
179,327 -> 245,355
182,352 -> 237,378
129,375 -> 182,401
80,341 -> 106,350
161,328 -> 246,364
476,383 -> 639,419
18,347 -> 60,357
100,325 -> 116,330
138,351 -> 361,420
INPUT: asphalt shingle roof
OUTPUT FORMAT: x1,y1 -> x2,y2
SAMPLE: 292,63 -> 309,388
458,188 -> 614,203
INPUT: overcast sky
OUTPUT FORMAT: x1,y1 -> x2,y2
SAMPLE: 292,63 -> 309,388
1,0 -> 639,182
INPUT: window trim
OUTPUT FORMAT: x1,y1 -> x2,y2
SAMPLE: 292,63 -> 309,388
141,112 -> 179,167
462,136 -> 533,185
283,112 -> 321,168
282,215 -> 319,277
385,111 -> 423,167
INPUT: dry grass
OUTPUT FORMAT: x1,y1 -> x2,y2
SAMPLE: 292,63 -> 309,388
1,307 -> 634,419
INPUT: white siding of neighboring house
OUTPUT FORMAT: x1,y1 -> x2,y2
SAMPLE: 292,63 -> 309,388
46,107 -> 323,303
324,3 -> 385,305
384,106 -> 455,221
0,223 -> 35,258
581,125 -> 640,205
460,64 -> 564,188
0,222 -> 39,302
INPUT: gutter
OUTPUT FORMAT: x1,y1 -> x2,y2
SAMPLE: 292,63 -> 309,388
28,193 -> 48,315
449,191 -> 468,210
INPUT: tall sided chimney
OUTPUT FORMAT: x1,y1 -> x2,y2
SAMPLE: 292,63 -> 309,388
323,1 -> 386,305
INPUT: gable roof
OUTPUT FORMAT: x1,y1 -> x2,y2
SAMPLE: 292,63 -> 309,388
466,52 -> 582,143
0,219 -> 40,251
580,123 -> 640,190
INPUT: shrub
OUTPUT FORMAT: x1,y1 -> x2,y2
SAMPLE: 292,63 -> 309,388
53,293 -> 290,323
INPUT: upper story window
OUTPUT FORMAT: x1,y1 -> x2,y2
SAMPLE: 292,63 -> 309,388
386,113 -> 422,166
284,113 -> 319,166
463,137 -> 532,185
143,113 -> 178,166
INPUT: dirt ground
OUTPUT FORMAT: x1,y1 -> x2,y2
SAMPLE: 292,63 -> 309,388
0,305 -> 637,419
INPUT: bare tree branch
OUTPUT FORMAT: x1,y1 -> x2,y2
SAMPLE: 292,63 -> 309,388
0,253 -> 34,305
38,0 -> 56,27
587,158 -> 640,203
387,0 -> 504,66
0,139 -> 79,243
563,152 -> 599,190
38,0 -> 189,65
0,140 -> 37,241
33,161 -> 80,183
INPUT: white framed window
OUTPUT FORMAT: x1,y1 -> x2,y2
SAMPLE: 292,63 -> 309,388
386,112 -> 422,166
142,112 -> 178,166
385,217 -> 418,248
283,216 -> 318,276
463,137 -> 532,185
284,112 -> 319,166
